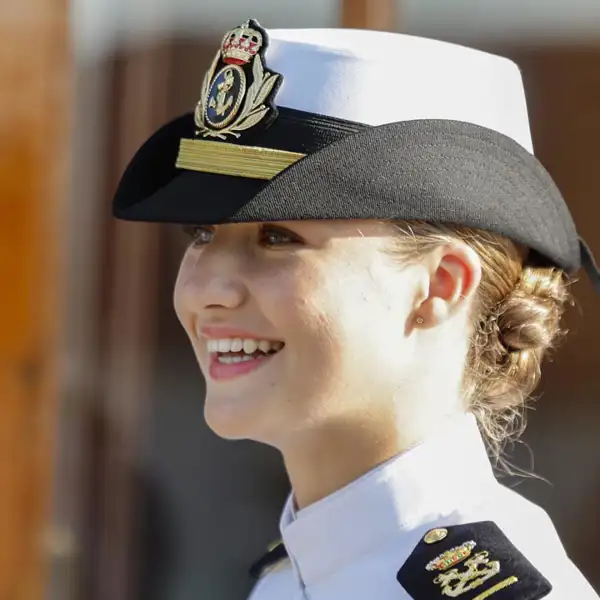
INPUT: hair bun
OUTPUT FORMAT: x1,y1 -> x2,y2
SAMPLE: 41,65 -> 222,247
497,268 -> 569,354
475,267 -> 571,413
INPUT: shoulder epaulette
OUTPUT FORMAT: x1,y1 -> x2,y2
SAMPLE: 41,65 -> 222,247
397,521 -> 552,599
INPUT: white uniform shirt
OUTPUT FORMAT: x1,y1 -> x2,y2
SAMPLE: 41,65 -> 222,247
248,413 -> 598,600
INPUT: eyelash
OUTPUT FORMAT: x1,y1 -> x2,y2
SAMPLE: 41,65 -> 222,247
183,224 -> 303,248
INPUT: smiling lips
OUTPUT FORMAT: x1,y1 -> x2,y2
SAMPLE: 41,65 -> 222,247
202,334 -> 285,381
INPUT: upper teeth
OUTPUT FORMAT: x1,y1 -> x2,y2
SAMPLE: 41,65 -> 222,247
207,338 -> 284,354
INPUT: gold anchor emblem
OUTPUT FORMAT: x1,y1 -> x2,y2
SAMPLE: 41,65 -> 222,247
425,541 -> 519,599
208,68 -> 235,116
433,551 -> 500,597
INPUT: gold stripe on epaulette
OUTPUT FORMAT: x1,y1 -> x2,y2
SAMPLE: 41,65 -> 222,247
472,576 -> 518,600
176,138 -> 306,180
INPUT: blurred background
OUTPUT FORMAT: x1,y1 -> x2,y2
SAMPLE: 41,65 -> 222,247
2,0 -> 600,599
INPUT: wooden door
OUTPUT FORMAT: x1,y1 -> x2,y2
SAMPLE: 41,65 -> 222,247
0,1 -> 70,599
341,0 -> 396,30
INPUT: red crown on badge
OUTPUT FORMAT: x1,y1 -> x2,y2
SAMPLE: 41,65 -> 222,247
221,20 -> 263,65
425,541 -> 476,572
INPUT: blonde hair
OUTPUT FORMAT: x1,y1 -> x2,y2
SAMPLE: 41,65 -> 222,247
386,221 -> 573,463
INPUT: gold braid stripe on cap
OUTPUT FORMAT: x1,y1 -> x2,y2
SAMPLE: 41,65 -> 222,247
176,138 -> 306,180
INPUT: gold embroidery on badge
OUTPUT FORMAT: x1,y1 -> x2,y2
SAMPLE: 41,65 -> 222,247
205,65 -> 247,129
425,541 -> 520,598
433,551 -> 500,597
426,541 -> 477,572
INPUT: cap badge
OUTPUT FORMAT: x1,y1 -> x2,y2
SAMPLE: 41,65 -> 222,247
194,18 -> 282,140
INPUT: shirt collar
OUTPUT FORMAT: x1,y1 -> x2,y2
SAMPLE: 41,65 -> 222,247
279,412 -> 497,586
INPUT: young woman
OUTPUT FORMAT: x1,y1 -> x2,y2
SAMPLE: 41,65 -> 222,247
112,20 -> 600,600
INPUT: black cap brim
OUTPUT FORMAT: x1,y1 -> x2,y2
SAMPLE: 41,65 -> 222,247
113,112 -> 581,273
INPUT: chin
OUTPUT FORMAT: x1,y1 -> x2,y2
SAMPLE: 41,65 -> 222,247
203,393 -> 271,442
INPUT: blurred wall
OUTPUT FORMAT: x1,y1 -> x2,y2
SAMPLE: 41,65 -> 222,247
73,0 -> 600,62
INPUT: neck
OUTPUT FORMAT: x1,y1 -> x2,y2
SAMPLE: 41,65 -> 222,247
278,370 -> 467,510
281,413 -> 427,510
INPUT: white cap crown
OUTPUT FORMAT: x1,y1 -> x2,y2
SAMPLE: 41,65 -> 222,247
267,29 -> 533,153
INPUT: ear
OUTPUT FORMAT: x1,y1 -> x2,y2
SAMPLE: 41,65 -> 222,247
414,242 -> 482,327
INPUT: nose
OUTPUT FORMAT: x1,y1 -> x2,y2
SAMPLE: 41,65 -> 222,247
175,249 -> 249,317
180,269 -> 248,313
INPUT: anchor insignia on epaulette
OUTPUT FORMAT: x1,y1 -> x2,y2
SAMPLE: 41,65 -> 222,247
426,540 -> 507,596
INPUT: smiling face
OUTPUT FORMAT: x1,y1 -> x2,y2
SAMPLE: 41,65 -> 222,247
173,220 -> 441,448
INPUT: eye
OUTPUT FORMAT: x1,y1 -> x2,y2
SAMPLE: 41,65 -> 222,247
183,225 -> 214,247
259,224 -> 303,247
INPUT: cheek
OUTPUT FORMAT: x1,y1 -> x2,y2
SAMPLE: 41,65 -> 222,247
253,258 -> 327,329
252,258 -> 342,363
172,249 -> 197,326
324,262 -> 415,362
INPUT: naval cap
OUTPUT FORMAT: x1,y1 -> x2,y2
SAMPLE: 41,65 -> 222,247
111,19 -> 600,292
